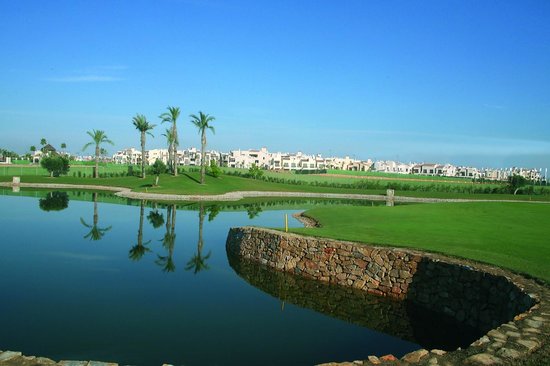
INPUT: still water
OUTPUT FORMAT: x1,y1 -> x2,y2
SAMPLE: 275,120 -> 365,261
0,191 -> 479,365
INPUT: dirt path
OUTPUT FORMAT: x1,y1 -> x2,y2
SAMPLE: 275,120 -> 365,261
1,182 -> 548,204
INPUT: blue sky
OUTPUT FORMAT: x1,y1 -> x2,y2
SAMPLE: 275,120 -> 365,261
1,0 -> 549,169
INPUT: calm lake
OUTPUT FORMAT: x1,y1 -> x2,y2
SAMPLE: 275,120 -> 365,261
0,190 -> 483,365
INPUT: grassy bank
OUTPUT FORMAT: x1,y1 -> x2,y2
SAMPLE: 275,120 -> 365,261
1,172 -> 549,201
292,202 -> 550,282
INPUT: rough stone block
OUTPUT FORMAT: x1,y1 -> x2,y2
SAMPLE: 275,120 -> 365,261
401,349 -> 428,363
0,351 -> 22,362
464,353 -> 502,365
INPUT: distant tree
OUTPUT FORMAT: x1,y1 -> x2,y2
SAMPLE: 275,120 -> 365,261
82,130 -> 114,178
40,154 -> 70,177
132,114 -> 156,178
162,128 -> 176,175
40,138 -> 47,146
39,191 -> 69,211
190,111 -> 216,184
150,159 -> 167,186
29,145 -> 37,161
61,142 -> 67,150
0,148 -> 19,159
208,159 -> 222,178
508,174 -> 528,195
159,106 -> 181,176
247,163 -> 264,179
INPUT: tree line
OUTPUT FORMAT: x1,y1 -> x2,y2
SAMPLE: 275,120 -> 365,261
82,106 -> 215,184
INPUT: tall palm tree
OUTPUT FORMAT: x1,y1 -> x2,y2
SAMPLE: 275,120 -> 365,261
129,200 -> 151,261
132,114 -> 156,178
190,111 -> 216,184
159,106 -> 180,176
162,128 -> 175,175
185,204 -> 211,274
80,193 -> 112,241
40,138 -> 47,147
82,130 -> 114,178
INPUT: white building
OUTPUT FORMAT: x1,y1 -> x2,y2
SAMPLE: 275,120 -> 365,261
112,148 -> 142,165
228,147 -> 271,169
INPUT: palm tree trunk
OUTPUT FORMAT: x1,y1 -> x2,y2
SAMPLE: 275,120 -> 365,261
167,142 -> 173,174
200,130 -> 206,184
172,124 -> 178,177
95,145 -> 100,178
141,132 -> 146,179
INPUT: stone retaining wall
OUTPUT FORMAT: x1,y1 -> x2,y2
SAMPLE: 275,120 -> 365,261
226,227 -> 549,365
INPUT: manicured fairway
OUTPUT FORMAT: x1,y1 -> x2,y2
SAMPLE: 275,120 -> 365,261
0,173 -> 385,195
293,202 -> 550,282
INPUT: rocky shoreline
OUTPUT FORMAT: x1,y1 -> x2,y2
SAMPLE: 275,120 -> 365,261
227,227 -> 550,366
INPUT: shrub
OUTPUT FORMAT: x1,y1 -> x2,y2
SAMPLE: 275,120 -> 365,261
247,164 -> 264,179
40,154 -> 70,177
208,160 -> 222,178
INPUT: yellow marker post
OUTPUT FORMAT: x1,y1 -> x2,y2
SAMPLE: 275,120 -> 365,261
285,213 -> 288,232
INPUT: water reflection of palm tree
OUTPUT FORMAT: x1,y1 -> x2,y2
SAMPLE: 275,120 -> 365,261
156,205 -> 177,272
246,204 -> 262,219
147,207 -> 165,228
185,204 -> 211,274
129,200 -> 152,261
80,193 -> 112,241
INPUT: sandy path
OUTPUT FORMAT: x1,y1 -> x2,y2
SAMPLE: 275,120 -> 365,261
1,182 -> 548,204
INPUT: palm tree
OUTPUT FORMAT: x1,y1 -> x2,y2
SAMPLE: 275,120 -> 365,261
185,204 -> 211,274
40,138 -> 47,147
61,142 -> 67,150
190,112 -> 216,184
80,193 -> 112,241
162,128 -> 175,176
129,200 -> 151,261
132,114 -> 156,178
82,130 -> 114,178
159,106 -> 180,176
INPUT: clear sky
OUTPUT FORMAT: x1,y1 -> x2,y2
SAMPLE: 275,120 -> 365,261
1,0 -> 549,169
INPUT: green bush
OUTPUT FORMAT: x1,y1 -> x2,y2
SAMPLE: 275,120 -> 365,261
40,154 -> 70,177
208,160 -> 222,178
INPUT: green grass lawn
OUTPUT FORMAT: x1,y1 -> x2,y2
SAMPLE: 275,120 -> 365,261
0,173 -> 387,195
292,202 -> 550,282
1,171 -> 549,201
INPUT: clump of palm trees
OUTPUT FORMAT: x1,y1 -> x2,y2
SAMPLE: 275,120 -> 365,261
82,105 -> 216,182
160,106 -> 181,176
